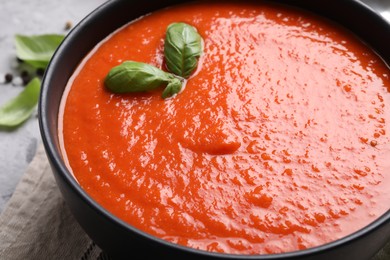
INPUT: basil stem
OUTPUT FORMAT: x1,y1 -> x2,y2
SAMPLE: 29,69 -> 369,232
0,78 -> 40,127
162,77 -> 183,99
164,22 -> 203,79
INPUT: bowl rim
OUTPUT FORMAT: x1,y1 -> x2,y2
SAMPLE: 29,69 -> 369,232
39,0 -> 390,258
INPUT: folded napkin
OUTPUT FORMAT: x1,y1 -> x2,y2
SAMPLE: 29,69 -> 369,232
0,144 -> 388,259
0,144 -> 110,260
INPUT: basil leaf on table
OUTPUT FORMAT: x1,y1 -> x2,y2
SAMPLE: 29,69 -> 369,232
105,61 -> 182,95
164,22 -> 203,79
15,34 -> 65,69
0,78 -> 41,127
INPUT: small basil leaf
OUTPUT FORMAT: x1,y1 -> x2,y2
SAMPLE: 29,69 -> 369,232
0,78 -> 40,127
164,22 -> 203,79
15,34 -> 65,69
105,61 -> 175,93
162,78 -> 183,99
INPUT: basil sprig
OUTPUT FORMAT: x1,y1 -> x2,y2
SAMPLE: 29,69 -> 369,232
164,22 -> 202,79
104,22 -> 203,99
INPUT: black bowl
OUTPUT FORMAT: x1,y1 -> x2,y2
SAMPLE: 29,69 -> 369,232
39,0 -> 390,259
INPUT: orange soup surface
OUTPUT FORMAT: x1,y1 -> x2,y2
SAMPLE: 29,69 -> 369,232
60,1 -> 390,255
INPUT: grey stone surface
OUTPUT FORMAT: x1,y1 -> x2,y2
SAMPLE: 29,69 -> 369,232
0,0 -> 389,214
0,0 -> 107,212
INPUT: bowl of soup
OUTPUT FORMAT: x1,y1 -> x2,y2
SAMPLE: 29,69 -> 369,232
39,0 -> 390,259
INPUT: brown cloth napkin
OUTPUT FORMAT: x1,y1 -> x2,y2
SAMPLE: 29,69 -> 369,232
0,144 -> 389,260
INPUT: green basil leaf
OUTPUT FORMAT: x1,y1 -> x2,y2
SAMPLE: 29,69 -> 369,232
15,34 -> 65,69
162,78 -> 183,99
164,22 -> 203,78
0,78 -> 40,127
105,61 -> 175,93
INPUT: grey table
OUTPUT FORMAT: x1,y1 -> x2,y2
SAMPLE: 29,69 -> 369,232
0,0 -> 389,216
0,0 -> 107,211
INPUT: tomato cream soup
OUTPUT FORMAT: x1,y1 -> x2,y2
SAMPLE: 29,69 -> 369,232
59,1 -> 390,255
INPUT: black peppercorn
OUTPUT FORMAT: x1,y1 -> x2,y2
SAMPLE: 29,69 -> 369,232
22,76 -> 30,85
36,68 -> 45,77
5,73 -> 13,83
20,70 -> 30,85
21,70 -> 29,78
